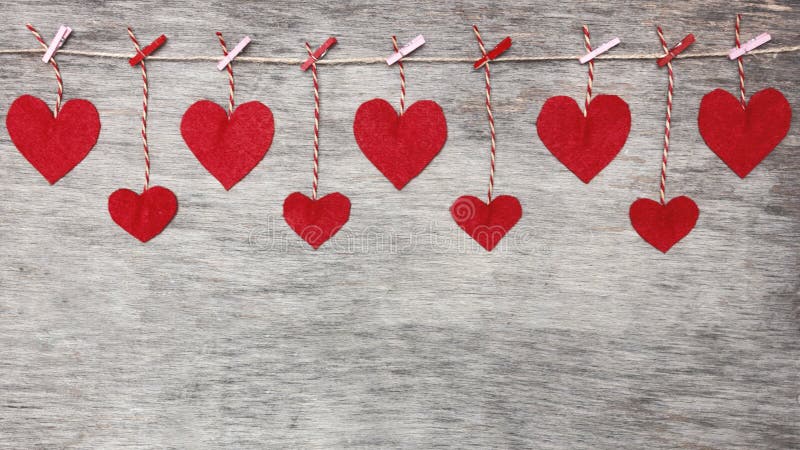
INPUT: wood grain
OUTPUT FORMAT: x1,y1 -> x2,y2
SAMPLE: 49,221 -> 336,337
0,1 -> 798,448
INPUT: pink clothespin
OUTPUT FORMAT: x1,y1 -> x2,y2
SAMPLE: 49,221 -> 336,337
728,32 -> 771,59
657,33 -> 695,67
386,35 -> 425,65
128,34 -> 167,66
42,25 -> 72,63
579,37 -> 620,64
301,37 -> 337,71
217,36 -> 251,70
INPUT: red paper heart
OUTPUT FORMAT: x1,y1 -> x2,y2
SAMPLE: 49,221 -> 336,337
451,195 -> 522,251
353,99 -> 447,189
536,95 -> 631,183
283,192 -> 351,249
180,100 -> 275,190
108,186 -> 178,243
629,196 -> 699,253
698,88 -> 791,178
6,95 -> 100,184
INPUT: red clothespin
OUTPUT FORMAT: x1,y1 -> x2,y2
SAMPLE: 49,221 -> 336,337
473,36 -> 512,69
301,37 -> 337,71
128,34 -> 167,66
657,33 -> 695,66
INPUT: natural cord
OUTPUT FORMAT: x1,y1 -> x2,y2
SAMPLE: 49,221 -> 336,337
25,24 -> 63,116
735,14 -> 746,107
583,25 -> 593,115
656,26 -> 675,206
216,32 -> 235,116
127,27 -> 151,191
2,46 -> 798,64
306,42 -> 321,201
391,36 -> 406,115
473,25 -> 497,204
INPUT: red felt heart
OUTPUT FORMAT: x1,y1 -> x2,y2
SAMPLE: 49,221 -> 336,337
353,99 -> 447,189
283,192 -> 351,249
629,196 -> 699,253
6,95 -> 100,184
536,94 -> 631,183
451,195 -> 522,251
108,186 -> 178,243
698,88 -> 791,178
180,100 -> 275,190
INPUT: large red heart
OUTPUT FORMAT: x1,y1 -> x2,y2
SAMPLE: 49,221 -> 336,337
6,95 -> 100,184
536,94 -> 631,183
451,195 -> 522,251
283,192 -> 351,249
180,100 -> 274,190
353,99 -> 447,189
698,88 -> 791,178
108,186 -> 178,243
629,196 -> 699,253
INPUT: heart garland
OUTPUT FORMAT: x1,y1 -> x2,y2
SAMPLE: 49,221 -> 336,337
698,15 -> 791,178
284,38 -> 351,249
451,26 -> 522,251
353,36 -> 447,190
629,27 -> 698,253
5,24 -> 100,184
181,33 -> 275,190
537,26 -> 631,183
108,28 -> 177,242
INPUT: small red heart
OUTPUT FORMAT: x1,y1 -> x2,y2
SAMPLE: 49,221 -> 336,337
108,186 -> 178,243
180,100 -> 275,190
536,95 -> 631,183
354,99 -> 447,189
629,196 -> 699,253
6,95 -> 100,184
698,88 -> 791,178
283,192 -> 351,249
451,195 -> 522,251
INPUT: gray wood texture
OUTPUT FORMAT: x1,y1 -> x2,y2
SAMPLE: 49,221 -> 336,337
1,0 -> 798,448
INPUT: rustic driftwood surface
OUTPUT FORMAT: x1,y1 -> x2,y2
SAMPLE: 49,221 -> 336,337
0,0 -> 798,448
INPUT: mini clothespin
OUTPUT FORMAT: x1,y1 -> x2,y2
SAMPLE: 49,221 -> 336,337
41,25 -> 72,63
301,37 -> 337,71
728,32 -> 771,59
386,35 -> 425,65
657,33 -> 695,66
128,34 -> 167,66
473,36 -> 512,69
216,36 -> 251,70
579,37 -> 620,64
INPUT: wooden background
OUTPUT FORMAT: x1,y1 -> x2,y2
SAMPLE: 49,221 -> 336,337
1,0 -> 798,448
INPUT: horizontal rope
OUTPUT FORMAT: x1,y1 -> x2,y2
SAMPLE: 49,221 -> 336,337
0,45 -> 798,64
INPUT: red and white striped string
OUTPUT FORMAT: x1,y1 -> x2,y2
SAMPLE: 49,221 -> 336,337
216,32 -> 236,116
734,14 -> 746,108
583,25 -> 594,115
656,26 -> 674,206
25,24 -> 63,117
472,25 -> 497,203
391,36 -> 406,115
305,42 -> 321,200
127,27 -> 151,191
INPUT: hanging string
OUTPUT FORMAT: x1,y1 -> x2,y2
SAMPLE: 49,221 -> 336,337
656,26 -> 674,206
583,25 -> 594,115
734,14 -> 746,108
391,36 -> 406,115
25,24 -> 63,117
127,27 -> 151,191
306,42 -> 321,201
472,25 -> 496,203
216,32 -> 235,116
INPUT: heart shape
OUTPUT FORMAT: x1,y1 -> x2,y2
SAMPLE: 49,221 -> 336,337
536,94 -> 631,183
181,100 -> 275,190
629,196 -> 699,253
108,186 -> 178,243
451,195 -> 522,251
6,95 -> 100,184
698,88 -> 791,178
353,99 -> 447,189
283,192 -> 351,249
